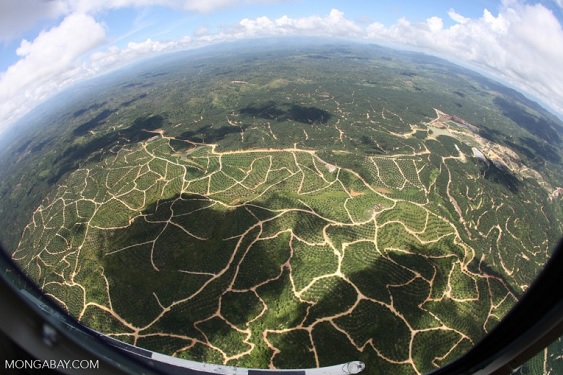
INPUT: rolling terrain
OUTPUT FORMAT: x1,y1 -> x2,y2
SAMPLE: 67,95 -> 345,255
1,40 -> 562,374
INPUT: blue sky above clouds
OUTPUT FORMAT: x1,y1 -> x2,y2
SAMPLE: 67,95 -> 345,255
0,0 -> 562,134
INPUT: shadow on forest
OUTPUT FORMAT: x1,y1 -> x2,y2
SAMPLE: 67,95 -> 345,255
119,93 -> 148,108
95,192 -> 292,356
494,97 -> 562,145
97,192 -> 240,329
73,109 -> 114,136
73,94 -> 150,137
505,137 -> 561,166
239,101 -> 332,124
50,114 -> 166,184
73,101 -> 107,117
178,123 -> 247,144
479,125 -> 560,169
278,244 -> 519,371
478,127 -> 504,143
480,161 -> 521,193
519,137 -> 561,164
88,189 -> 520,371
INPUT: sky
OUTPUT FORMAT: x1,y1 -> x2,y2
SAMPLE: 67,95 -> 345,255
1,0 -> 563,135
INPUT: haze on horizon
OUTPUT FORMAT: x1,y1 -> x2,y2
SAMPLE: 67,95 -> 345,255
0,0 -> 563,137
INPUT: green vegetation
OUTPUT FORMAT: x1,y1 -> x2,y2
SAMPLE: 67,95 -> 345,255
1,40 -> 562,374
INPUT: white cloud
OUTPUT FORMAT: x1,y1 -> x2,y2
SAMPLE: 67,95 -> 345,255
0,14 -> 106,126
0,0 -> 68,40
427,16 -> 444,32
89,37 -> 192,72
2,2 -> 563,135
0,7 -> 364,134
279,9 -> 362,36
448,9 -> 470,24
0,0 -> 290,40
366,3 -> 563,116
227,9 -> 363,39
